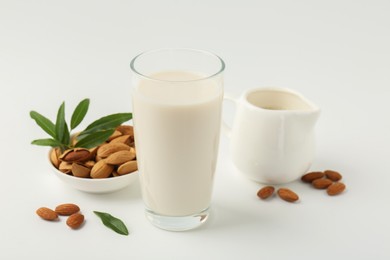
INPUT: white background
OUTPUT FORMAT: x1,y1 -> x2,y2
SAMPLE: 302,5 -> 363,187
1,0 -> 389,259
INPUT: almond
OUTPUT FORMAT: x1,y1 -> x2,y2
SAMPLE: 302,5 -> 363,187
71,163 -> 91,178
312,178 -> 333,189
105,149 -> 136,165
325,170 -> 342,182
110,135 -> 133,145
107,130 -> 122,141
36,207 -> 58,221
257,186 -> 275,200
50,148 -> 61,168
301,171 -> 325,183
55,203 -> 80,216
327,182 -> 346,196
90,160 -> 114,178
83,160 -> 95,169
60,148 -> 90,163
116,125 -> 134,136
66,213 -> 84,229
277,188 -> 299,202
59,161 -> 72,174
117,160 -> 138,175
97,143 -> 130,158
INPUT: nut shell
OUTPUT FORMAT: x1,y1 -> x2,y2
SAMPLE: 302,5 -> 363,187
117,160 -> 138,175
105,149 -> 136,165
97,143 -> 130,158
71,163 -> 91,178
90,160 -> 114,178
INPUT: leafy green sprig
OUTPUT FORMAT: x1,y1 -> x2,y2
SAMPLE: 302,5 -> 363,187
30,99 -> 132,151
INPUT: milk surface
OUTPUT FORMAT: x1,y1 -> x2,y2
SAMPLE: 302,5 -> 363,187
132,71 -> 223,216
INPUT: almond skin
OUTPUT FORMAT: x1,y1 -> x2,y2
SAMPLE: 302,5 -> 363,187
312,178 -> 333,189
60,148 -> 91,163
36,207 -> 58,221
327,182 -> 346,196
301,171 -> 325,183
66,213 -> 84,229
257,186 -> 275,199
325,170 -> 342,182
277,188 -> 299,202
55,203 -> 80,216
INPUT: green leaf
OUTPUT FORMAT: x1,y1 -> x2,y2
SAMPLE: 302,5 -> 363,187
94,211 -> 129,236
75,129 -> 115,149
55,102 -> 67,143
71,98 -> 90,130
63,122 -> 70,147
79,113 -> 132,138
30,111 -> 56,138
31,138 -> 62,147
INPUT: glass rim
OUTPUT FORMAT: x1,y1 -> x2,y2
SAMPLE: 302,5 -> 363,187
130,48 -> 225,83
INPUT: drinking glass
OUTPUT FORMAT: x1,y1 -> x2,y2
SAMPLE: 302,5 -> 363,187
130,48 -> 224,231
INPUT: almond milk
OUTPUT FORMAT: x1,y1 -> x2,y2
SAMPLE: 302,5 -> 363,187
132,71 -> 223,216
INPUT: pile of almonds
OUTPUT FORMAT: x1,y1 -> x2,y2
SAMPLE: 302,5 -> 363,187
50,125 -> 138,178
36,203 -> 84,229
301,170 -> 346,195
257,169 -> 346,203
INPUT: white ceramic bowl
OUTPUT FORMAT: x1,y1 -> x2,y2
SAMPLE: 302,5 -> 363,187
49,151 -> 138,193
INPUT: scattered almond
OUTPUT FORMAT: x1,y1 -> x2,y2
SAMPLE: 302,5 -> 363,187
66,213 -> 84,229
327,182 -> 346,196
277,188 -> 299,202
257,186 -> 275,199
301,171 -> 324,183
36,207 -> 58,221
325,170 -> 342,182
55,203 -> 80,216
312,178 -> 333,189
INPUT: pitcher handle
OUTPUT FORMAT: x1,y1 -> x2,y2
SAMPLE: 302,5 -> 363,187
222,93 -> 237,139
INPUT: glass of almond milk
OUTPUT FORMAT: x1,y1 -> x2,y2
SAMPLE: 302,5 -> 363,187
130,48 -> 224,231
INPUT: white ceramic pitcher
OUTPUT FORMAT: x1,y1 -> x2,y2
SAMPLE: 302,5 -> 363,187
223,87 -> 320,184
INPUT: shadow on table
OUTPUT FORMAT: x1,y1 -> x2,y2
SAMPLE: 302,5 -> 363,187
192,203 -> 264,233
80,177 -> 142,202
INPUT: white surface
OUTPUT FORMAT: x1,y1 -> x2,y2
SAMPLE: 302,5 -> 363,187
1,0 -> 389,259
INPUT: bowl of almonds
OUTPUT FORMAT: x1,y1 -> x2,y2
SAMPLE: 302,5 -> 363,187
30,99 -> 139,193
49,125 -> 138,193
